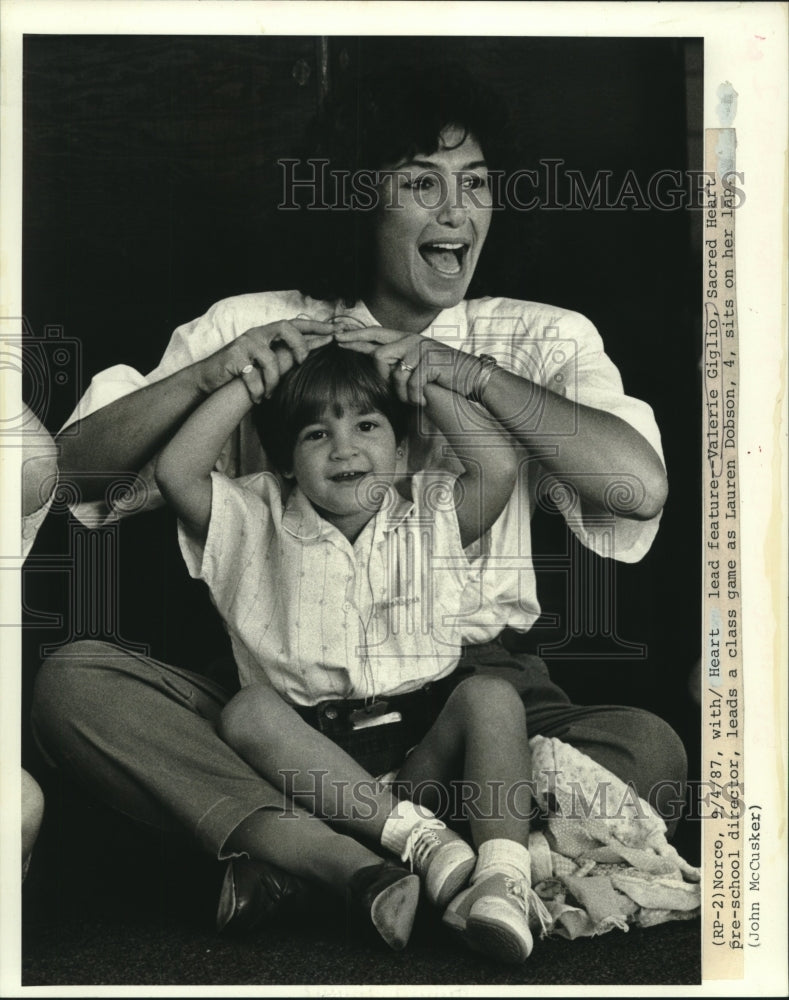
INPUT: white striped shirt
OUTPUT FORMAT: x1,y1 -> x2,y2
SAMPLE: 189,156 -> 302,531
179,469 -> 476,705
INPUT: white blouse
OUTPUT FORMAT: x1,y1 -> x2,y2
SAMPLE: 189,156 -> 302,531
65,290 -> 665,642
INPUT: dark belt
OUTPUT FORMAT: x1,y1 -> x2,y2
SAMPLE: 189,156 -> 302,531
293,671 -> 464,776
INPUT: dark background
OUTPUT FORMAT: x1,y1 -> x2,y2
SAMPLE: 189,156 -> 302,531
21,34 -> 703,802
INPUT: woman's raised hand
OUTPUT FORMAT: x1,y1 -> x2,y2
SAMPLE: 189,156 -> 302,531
334,326 -> 475,405
195,319 -> 335,401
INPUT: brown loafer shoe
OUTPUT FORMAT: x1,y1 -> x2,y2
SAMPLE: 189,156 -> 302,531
216,858 -> 312,934
347,862 -> 420,951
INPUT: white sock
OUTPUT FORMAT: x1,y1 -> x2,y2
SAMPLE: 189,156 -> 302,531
380,799 -> 438,856
472,838 -> 532,887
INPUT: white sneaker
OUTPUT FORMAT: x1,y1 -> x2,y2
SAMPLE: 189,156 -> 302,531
443,871 -> 548,964
400,819 -> 475,908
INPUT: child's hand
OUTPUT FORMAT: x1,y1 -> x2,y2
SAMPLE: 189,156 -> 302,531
196,319 -> 334,399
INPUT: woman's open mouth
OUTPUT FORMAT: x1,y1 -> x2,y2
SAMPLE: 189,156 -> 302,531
418,241 -> 469,276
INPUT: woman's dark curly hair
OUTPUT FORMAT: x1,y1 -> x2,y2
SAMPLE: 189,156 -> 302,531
286,62 -> 508,307
253,343 -> 410,473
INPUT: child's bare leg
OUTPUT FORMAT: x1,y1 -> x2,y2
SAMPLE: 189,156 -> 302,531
220,683 -> 401,840
397,676 -> 549,963
397,674 -> 533,846
220,684 -> 476,908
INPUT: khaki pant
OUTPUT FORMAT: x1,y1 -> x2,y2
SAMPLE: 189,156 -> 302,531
31,638 -> 688,858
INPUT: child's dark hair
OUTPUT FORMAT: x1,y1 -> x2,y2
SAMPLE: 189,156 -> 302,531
253,343 -> 410,472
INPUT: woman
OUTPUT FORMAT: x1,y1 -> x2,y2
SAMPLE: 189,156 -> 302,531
32,64 -> 686,939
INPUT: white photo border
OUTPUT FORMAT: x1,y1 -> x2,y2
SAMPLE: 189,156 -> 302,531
1,2 -> 786,997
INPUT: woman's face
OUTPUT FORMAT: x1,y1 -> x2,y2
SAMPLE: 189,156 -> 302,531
367,127 -> 493,332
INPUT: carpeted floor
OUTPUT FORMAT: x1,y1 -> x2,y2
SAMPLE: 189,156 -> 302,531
21,787 -> 701,988
23,906 -> 701,988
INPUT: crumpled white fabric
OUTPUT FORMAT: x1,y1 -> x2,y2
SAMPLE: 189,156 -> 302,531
524,736 -> 700,940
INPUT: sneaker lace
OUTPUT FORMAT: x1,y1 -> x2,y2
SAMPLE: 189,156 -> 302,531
401,819 -> 446,872
505,877 -> 554,937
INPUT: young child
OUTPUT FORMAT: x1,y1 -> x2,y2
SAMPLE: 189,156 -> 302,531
156,340 -> 546,963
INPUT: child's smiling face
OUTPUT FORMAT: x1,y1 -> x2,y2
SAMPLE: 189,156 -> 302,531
286,403 -> 399,540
